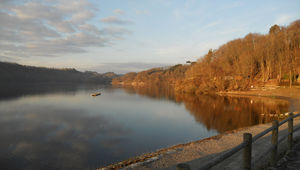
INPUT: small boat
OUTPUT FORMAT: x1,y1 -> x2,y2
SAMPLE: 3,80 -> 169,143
91,92 -> 101,96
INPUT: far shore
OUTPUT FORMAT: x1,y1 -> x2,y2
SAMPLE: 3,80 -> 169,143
101,87 -> 300,170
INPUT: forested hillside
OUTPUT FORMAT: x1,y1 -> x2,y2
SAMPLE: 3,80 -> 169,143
113,20 -> 300,94
0,62 -> 118,84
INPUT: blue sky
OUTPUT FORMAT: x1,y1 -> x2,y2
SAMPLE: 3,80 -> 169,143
1,0 -> 300,73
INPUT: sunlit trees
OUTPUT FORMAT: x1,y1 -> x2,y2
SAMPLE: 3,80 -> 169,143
113,20 -> 300,93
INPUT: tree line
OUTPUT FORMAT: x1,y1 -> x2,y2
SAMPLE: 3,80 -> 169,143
0,61 -> 118,84
113,20 -> 300,94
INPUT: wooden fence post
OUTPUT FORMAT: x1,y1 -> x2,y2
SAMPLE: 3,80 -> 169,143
288,112 -> 294,150
271,120 -> 279,167
243,133 -> 252,170
176,163 -> 190,170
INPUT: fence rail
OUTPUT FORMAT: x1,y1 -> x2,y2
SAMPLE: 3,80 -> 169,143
176,111 -> 300,170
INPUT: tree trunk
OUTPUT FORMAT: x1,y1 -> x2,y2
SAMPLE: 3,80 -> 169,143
279,63 -> 282,84
261,60 -> 265,82
290,70 -> 292,88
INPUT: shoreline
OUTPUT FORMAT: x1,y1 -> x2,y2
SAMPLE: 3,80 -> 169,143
218,86 -> 300,112
100,87 -> 300,169
101,126 -> 254,169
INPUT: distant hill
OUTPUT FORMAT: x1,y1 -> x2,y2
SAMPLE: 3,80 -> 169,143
0,61 -> 118,84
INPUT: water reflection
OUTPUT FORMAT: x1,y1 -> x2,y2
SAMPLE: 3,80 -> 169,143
176,94 -> 289,132
122,84 -> 176,101
0,84 -> 290,169
0,83 -> 107,101
117,85 -> 289,133
0,105 -> 129,169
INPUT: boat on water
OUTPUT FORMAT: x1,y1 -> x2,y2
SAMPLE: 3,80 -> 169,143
91,92 -> 101,96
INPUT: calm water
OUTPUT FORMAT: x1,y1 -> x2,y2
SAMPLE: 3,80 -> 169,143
0,84 -> 289,169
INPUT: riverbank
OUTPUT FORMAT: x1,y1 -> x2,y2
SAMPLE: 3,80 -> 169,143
218,86 -> 300,111
100,87 -> 300,169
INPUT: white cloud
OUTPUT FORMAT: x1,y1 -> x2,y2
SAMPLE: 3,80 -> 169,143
0,55 -> 18,62
101,16 -> 133,25
49,21 -> 75,33
79,24 -> 102,34
86,62 -> 168,74
0,0 -> 132,59
56,0 -> 94,13
70,11 -> 94,23
135,10 -> 149,15
114,9 -> 125,15
101,26 -> 132,39
275,14 -> 295,25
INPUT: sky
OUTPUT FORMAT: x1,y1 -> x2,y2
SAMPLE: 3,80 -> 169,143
1,0 -> 300,74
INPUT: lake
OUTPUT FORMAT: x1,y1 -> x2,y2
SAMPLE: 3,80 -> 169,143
0,84 -> 289,169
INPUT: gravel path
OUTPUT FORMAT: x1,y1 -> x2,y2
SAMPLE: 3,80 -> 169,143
271,138 -> 300,170
121,119 -> 300,170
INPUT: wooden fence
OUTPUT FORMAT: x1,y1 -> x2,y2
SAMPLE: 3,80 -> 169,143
176,111 -> 300,170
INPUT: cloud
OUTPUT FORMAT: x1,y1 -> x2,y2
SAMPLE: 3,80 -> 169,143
101,26 -> 132,39
49,20 -> 75,33
275,14 -> 295,25
86,62 -> 168,74
114,9 -> 125,15
0,0 -> 132,59
101,16 -> 133,25
70,10 -> 94,23
0,55 -> 18,62
135,10 -> 150,15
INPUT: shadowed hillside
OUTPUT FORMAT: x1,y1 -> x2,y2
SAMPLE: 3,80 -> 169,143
0,62 -> 118,84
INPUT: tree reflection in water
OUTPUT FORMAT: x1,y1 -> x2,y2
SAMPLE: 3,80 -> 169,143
118,85 -> 289,133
